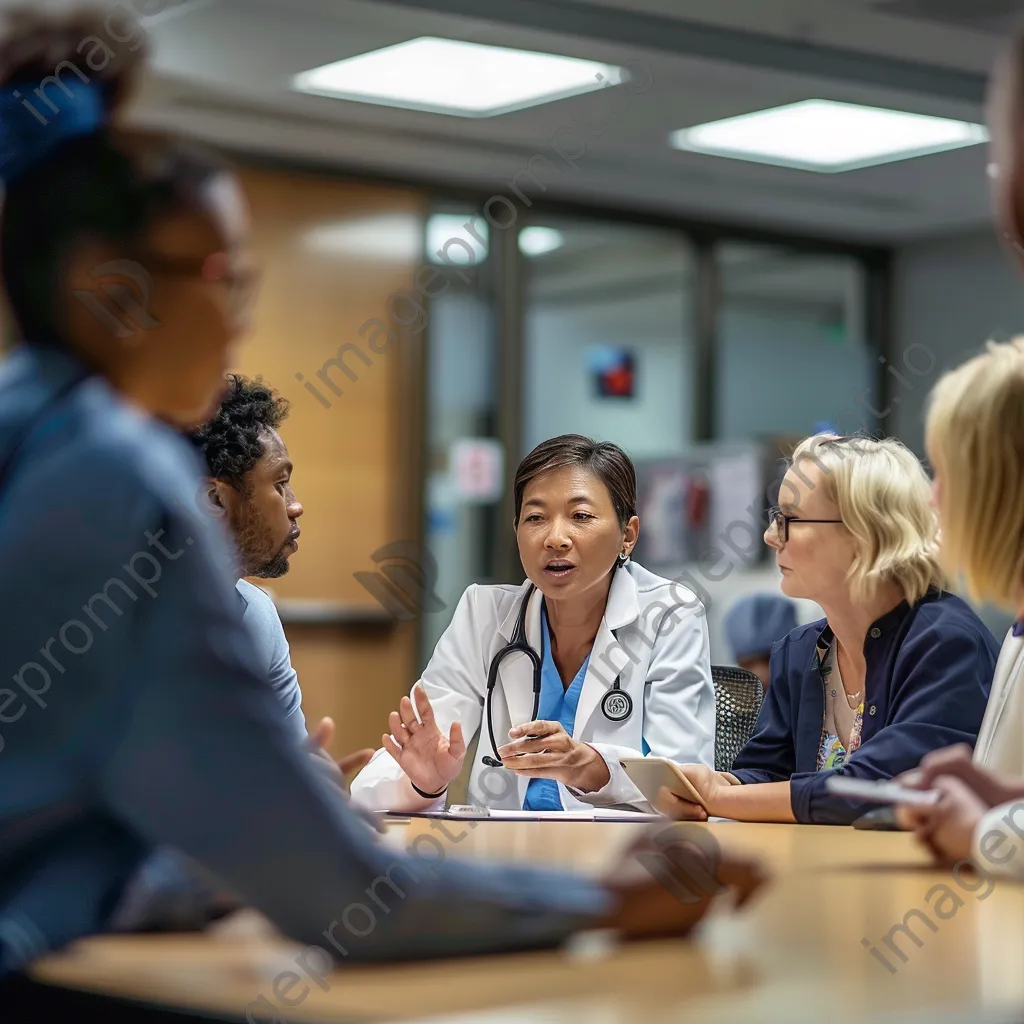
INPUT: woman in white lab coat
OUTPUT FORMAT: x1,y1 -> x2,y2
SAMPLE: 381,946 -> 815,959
351,434 -> 716,813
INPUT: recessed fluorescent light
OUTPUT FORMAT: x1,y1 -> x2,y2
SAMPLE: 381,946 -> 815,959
519,226 -> 565,257
294,37 -> 620,118
140,0 -> 215,25
303,215 -> 422,262
669,99 -> 989,173
426,214 -> 489,265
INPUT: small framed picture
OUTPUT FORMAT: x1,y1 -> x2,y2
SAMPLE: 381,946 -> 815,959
588,346 -> 636,399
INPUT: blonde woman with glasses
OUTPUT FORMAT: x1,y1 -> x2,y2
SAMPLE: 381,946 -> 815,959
660,434 -> 999,825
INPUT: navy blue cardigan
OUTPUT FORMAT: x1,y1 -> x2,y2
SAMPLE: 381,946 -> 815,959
730,590 -> 998,825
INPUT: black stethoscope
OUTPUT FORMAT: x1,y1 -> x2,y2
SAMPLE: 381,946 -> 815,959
479,583 -> 633,769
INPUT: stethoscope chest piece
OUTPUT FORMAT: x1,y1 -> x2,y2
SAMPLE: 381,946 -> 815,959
601,688 -> 633,723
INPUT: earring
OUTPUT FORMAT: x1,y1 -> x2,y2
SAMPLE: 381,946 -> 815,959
618,551 -> 628,563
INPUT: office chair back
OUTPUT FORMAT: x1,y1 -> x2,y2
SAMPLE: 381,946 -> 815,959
712,665 -> 764,772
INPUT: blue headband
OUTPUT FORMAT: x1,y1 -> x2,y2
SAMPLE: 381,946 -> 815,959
0,79 -> 106,184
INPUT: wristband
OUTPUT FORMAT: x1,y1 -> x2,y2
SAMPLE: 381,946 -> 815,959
410,780 -> 448,800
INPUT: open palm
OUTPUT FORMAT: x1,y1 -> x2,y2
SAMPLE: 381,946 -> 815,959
382,684 -> 466,796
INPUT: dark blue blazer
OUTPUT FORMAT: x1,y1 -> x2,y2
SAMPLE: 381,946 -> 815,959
731,589 -> 998,825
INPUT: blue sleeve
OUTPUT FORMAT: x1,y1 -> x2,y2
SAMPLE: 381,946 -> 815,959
270,636 -> 305,739
789,611 -> 997,825
729,637 -> 798,784
96,505 -> 610,960
259,594 -> 307,743
109,848 -> 238,933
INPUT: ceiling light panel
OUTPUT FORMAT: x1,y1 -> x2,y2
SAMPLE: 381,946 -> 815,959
294,37 -> 620,118
669,99 -> 988,173
518,226 -> 565,256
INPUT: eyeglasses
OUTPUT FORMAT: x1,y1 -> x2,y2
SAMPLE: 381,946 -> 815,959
768,506 -> 844,543
138,251 -> 262,322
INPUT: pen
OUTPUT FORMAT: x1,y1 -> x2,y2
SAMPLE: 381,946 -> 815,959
482,734 -> 544,769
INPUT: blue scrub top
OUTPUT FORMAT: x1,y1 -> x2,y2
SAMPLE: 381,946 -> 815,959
523,603 -> 589,811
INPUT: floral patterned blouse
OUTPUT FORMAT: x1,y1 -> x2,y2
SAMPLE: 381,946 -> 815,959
816,634 -> 864,771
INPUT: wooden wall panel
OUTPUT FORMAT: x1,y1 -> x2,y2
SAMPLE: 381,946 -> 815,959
0,166 -> 423,755
233,167 -> 425,755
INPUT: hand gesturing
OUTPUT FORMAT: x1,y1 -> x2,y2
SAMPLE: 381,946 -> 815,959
382,684 -> 466,796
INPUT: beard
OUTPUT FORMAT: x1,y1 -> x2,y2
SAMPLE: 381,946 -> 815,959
250,548 -> 291,579
232,504 -> 292,579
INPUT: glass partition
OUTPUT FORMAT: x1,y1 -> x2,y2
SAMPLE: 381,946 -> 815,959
420,205 -> 503,666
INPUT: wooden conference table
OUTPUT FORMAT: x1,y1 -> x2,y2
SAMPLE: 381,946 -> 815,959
25,817 -> 1024,1023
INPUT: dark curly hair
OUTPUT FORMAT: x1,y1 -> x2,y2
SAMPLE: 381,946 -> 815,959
187,375 -> 290,491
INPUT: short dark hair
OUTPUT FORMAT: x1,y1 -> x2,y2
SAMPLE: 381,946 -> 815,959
513,434 -> 637,529
186,375 -> 290,491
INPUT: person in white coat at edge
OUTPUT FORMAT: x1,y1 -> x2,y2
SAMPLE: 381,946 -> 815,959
350,434 -> 716,813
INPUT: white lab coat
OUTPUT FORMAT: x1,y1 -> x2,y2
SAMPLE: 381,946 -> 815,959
974,628 -> 1024,776
969,628 -> 1024,879
350,560 -> 716,812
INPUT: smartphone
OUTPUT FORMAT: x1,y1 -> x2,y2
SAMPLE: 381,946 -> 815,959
448,805 -> 491,817
826,776 -> 939,807
619,757 -> 707,809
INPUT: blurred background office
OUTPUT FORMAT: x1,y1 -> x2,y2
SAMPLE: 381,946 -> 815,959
2,0 -> 1019,756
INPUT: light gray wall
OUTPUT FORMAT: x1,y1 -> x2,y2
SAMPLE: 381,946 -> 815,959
717,306 -> 873,440
892,228 -> 1024,641
524,288 -> 694,459
892,229 -> 1024,457
524,290 -> 878,459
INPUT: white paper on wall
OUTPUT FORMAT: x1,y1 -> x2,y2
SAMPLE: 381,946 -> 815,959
708,450 -> 762,570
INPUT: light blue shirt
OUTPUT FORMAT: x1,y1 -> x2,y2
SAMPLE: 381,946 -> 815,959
523,603 -> 589,811
236,579 -> 306,743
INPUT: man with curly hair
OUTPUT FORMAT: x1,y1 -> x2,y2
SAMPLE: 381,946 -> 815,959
185,374 -> 374,775
111,375 -> 372,933
185,376 -> 376,770
186,374 -> 307,740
